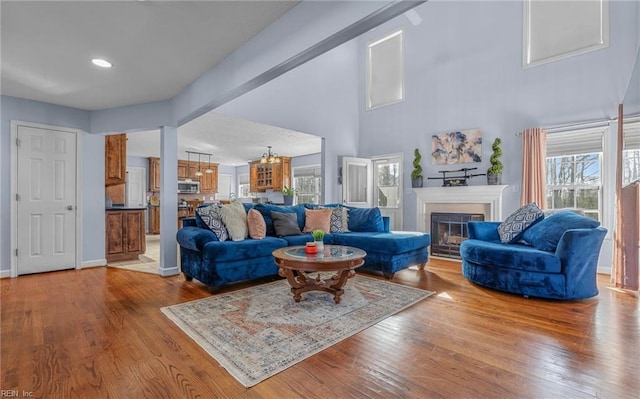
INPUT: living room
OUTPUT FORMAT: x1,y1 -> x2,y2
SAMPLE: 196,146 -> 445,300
1,1 -> 639,397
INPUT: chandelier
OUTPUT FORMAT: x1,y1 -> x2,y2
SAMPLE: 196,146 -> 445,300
260,146 -> 281,164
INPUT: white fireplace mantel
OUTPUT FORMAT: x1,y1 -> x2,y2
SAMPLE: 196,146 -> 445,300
414,185 -> 508,231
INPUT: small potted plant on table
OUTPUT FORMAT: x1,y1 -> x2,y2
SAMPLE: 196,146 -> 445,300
311,229 -> 325,252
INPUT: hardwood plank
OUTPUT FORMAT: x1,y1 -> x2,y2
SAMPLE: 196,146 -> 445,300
1,260 -> 638,398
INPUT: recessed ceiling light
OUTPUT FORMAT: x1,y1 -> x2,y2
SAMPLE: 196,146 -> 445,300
91,58 -> 112,68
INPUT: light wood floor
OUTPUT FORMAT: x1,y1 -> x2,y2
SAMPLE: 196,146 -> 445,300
1,259 -> 638,399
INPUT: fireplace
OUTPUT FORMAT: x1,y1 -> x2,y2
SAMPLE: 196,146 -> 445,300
413,185 -> 508,259
431,212 -> 484,259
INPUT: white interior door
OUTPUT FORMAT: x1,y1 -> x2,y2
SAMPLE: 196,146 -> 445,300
342,156 -> 372,207
16,125 -> 77,275
126,167 -> 146,207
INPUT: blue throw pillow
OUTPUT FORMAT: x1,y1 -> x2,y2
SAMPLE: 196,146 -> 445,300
497,202 -> 544,244
347,207 -> 385,232
522,211 -> 600,252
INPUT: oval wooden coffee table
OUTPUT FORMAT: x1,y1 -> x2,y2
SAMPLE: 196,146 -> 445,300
272,245 -> 366,304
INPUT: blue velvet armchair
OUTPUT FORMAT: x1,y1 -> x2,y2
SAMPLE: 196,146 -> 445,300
460,212 -> 607,300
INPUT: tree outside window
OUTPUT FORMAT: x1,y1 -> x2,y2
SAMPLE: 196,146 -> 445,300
546,153 -> 601,221
376,162 -> 400,208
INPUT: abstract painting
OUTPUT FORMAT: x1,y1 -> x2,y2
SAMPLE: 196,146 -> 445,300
431,129 -> 482,165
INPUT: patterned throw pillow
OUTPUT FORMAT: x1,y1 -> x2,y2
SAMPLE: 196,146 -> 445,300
497,202 -> 544,244
330,206 -> 349,233
196,204 -> 228,241
302,208 -> 332,233
247,208 -> 266,239
220,200 -> 248,241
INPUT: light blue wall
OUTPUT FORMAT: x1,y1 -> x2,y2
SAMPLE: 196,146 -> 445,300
215,41 -> 360,203
173,1 -> 385,125
357,1 -> 640,231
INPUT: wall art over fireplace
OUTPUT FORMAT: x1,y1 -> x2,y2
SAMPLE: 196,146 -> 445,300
431,129 -> 482,165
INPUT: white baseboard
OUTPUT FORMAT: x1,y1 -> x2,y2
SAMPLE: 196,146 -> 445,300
82,259 -> 107,268
597,266 -> 612,275
0,269 -> 12,278
158,266 -> 180,276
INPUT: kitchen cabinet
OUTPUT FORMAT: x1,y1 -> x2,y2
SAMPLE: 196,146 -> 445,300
106,208 -> 146,263
249,156 -> 291,192
148,206 -> 160,234
152,158 -> 218,194
177,160 -> 200,181
148,157 -> 161,192
200,164 -> 219,194
105,133 -> 127,186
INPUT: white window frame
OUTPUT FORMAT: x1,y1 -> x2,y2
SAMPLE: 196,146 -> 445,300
523,0 -> 609,68
237,173 -> 251,198
293,165 -> 322,205
545,126 -> 607,222
366,29 -> 404,110
623,120 -> 640,185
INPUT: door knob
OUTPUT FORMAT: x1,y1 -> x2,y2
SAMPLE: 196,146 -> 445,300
66,205 -> 74,211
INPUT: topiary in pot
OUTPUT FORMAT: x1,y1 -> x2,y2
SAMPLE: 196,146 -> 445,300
411,148 -> 424,188
487,138 -> 503,185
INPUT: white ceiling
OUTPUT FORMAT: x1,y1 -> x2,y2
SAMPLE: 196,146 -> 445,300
1,1 -> 322,164
127,112 -> 321,165
1,0 -> 298,110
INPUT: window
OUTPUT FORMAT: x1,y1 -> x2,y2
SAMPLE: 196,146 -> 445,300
367,30 -> 403,109
523,0 -> 609,67
546,127 -> 605,221
237,174 -> 250,198
293,166 -> 321,205
375,161 -> 400,208
623,121 -> 640,185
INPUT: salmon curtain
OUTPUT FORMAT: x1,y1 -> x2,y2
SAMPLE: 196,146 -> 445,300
520,128 -> 548,208
612,105 -> 624,287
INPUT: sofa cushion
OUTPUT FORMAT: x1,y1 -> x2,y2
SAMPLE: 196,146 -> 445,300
347,207 -> 385,232
247,208 -> 266,239
254,203 -> 306,236
331,231 -> 429,254
460,239 -> 561,273
302,208 -> 332,233
220,200 -> 248,241
201,237 -> 288,262
176,226 -> 218,252
330,206 -> 349,233
522,211 -> 600,252
272,211 -> 303,236
196,204 -> 229,241
497,202 -> 544,243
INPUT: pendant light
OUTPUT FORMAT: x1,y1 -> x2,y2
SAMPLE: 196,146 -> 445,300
184,151 -> 192,182
205,154 -> 214,174
195,153 -> 203,177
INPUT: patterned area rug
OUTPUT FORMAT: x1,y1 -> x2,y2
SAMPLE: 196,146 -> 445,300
161,275 -> 434,387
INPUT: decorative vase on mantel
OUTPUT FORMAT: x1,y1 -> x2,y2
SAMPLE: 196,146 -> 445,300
487,173 -> 502,185
411,176 -> 424,188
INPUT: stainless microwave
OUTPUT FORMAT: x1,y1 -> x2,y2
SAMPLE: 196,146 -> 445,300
177,181 -> 200,194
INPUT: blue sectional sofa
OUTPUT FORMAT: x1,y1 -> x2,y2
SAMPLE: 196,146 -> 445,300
176,203 -> 430,292
460,211 -> 607,300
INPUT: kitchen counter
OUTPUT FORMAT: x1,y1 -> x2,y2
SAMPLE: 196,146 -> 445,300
106,206 -> 147,211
